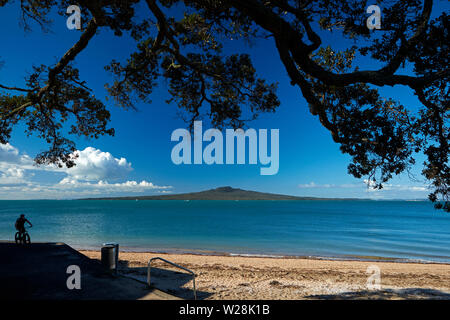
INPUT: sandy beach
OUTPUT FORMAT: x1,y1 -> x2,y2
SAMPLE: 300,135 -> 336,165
80,250 -> 450,300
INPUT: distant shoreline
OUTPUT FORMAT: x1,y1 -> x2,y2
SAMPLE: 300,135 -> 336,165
0,198 -> 429,201
79,186 -> 373,201
79,198 -> 374,201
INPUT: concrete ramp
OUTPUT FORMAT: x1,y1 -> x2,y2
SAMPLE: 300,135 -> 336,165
0,241 -> 180,300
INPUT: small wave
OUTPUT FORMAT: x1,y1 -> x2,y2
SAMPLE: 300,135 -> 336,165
229,253 -> 286,258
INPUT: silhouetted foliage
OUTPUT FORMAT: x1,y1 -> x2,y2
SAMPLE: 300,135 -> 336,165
0,0 -> 448,211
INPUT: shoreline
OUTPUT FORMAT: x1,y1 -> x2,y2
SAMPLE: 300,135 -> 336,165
80,249 -> 450,299
74,245 -> 450,265
3,240 -> 448,264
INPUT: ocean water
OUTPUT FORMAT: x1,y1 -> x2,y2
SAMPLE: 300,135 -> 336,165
1,200 -> 449,263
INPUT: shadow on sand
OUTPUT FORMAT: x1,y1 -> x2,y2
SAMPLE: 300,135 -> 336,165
117,259 -> 212,300
0,242 -> 194,300
307,288 -> 450,300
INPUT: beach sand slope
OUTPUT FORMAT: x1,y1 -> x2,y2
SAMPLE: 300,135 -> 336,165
80,251 -> 450,300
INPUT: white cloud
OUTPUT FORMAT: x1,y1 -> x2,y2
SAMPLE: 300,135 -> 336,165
65,147 -> 132,181
0,179 -> 171,199
0,144 -> 33,185
298,180 -> 429,199
298,182 -> 357,189
58,177 -> 170,191
363,179 -> 428,192
0,143 -> 19,162
298,182 -> 319,188
0,167 -> 27,185
299,180 -> 428,192
0,143 -> 32,166
0,143 -> 172,199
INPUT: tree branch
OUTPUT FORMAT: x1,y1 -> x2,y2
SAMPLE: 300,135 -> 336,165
37,18 -> 99,99
227,0 -> 445,90
1,18 -> 99,120
380,0 -> 434,75
0,84 -> 33,93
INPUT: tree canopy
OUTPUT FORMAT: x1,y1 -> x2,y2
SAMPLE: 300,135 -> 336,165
0,0 -> 448,211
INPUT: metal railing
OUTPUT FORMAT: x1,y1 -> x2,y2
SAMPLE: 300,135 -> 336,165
147,257 -> 197,300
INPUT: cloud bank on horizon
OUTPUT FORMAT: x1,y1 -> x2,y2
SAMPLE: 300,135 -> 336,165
298,180 -> 429,200
0,143 -> 171,199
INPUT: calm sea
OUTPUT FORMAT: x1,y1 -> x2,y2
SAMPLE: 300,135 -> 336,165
1,200 -> 449,263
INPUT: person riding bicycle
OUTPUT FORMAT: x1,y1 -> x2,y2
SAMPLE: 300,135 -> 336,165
15,214 -> 32,234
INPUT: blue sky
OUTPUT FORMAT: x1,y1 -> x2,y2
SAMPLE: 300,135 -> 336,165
0,1 -> 444,200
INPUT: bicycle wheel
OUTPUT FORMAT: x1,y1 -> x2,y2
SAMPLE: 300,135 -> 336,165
15,232 -> 20,244
24,233 -> 30,244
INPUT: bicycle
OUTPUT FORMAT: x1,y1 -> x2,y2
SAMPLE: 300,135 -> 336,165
15,226 -> 31,244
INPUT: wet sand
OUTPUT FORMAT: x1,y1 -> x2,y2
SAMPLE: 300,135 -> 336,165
80,250 -> 450,300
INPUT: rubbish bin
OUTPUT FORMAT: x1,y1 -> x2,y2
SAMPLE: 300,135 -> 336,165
101,243 -> 119,273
